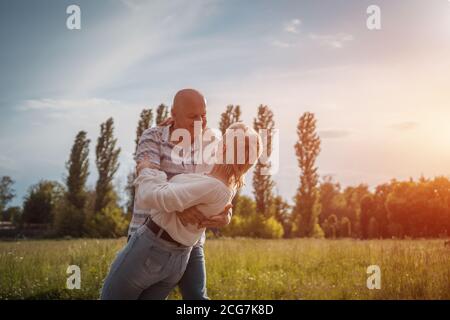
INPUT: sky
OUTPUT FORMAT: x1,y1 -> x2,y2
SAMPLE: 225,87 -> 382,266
1,0 -> 450,207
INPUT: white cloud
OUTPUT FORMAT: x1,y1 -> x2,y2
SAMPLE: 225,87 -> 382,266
16,98 -> 144,131
270,18 -> 302,49
19,98 -> 121,111
59,0 -> 220,96
388,122 -> 419,131
319,129 -> 353,139
274,20 -> 354,51
309,33 -> 354,48
270,40 -> 294,48
284,19 -> 301,34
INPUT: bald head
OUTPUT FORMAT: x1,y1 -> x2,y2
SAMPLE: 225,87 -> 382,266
172,89 -> 206,113
171,88 -> 207,139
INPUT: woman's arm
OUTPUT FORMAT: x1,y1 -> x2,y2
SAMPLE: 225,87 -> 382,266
134,168 -> 213,213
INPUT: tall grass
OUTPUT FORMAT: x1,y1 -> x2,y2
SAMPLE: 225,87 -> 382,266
0,238 -> 449,299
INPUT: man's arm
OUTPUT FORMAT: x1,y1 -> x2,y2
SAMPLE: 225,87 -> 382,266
135,128 -> 162,168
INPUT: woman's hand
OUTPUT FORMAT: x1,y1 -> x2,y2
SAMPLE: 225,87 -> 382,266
136,156 -> 160,175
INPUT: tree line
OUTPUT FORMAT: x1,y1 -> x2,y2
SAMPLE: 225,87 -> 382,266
1,104 -> 449,239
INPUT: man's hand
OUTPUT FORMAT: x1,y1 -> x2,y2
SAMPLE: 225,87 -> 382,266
198,204 -> 233,229
177,205 -> 209,227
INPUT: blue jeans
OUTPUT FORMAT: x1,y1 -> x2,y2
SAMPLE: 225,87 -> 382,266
100,225 -> 192,300
178,244 -> 209,300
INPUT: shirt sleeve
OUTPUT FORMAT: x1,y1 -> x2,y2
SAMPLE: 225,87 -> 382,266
134,169 -> 216,213
135,128 -> 161,167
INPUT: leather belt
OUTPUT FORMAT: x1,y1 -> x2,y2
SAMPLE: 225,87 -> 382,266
145,217 -> 183,247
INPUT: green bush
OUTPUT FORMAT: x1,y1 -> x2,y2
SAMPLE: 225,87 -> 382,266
22,180 -> 65,225
222,214 -> 245,237
2,206 -> 21,223
223,213 -> 284,239
54,200 -> 86,237
84,205 -> 128,238
257,216 -> 284,239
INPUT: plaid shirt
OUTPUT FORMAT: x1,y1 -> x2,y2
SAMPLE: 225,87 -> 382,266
127,124 -> 220,247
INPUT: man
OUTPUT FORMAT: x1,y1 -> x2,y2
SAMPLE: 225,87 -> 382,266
128,88 -> 231,300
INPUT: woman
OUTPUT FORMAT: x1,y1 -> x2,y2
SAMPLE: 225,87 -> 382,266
100,122 -> 262,299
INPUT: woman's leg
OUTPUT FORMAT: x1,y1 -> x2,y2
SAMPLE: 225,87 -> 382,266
178,245 -> 209,300
100,227 -> 171,300
139,247 -> 192,300
138,279 -> 177,300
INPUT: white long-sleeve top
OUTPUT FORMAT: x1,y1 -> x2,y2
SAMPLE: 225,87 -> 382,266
134,168 -> 235,246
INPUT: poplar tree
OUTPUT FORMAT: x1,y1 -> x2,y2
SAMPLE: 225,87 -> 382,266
94,117 -> 121,213
219,105 -> 242,208
66,131 -> 90,209
54,131 -> 90,236
293,112 -> 323,237
219,105 -> 241,135
156,103 -> 169,125
252,105 -> 275,219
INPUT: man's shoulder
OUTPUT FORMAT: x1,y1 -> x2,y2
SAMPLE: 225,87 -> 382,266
140,126 -> 165,141
135,126 -> 168,158
142,126 -> 164,135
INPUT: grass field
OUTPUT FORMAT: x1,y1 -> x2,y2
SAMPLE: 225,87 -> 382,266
0,238 -> 449,300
